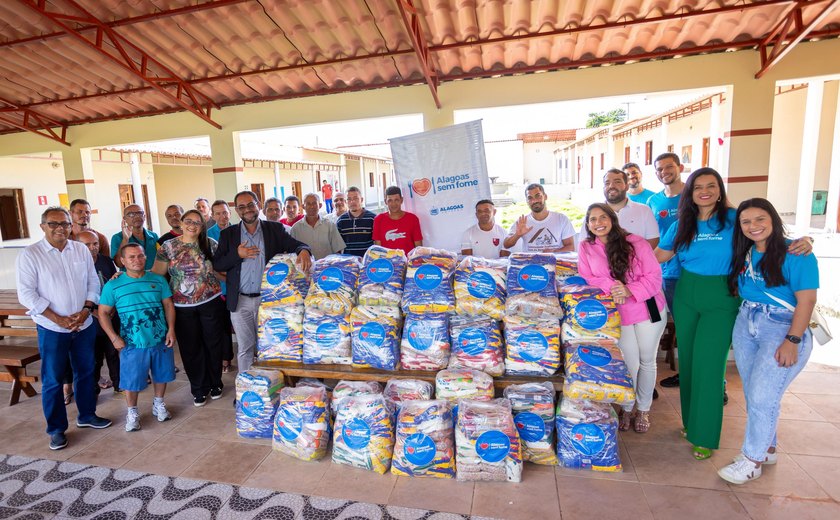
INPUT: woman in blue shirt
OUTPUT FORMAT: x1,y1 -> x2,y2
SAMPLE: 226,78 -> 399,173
718,198 -> 818,485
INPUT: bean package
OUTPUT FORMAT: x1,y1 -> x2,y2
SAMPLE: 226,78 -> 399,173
273,385 -> 331,461
235,370 -> 283,438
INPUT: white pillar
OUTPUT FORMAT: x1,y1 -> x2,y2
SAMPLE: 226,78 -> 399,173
129,152 -> 143,209
795,81 -> 825,230
825,83 -> 840,233
709,94 -> 722,171
273,163 -> 281,198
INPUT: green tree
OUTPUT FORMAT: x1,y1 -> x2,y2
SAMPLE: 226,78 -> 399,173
586,108 -> 627,128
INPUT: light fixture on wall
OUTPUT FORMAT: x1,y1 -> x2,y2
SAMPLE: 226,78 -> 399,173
51,162 -> 60,169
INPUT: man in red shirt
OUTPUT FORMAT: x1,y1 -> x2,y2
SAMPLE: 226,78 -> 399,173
279,195 -> 304,227
372,186 -> 423,254
321,180 -> 334,214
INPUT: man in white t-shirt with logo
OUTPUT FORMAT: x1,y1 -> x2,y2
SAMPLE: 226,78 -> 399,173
504,183 -> 575,253
460,199 -> 510,259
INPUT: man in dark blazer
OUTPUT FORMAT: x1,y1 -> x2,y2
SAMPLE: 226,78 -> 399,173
213,190 -> 312,373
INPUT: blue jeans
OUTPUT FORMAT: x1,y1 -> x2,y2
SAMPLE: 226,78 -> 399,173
732,301 -> 812,461
663,277 -> 678,313
37,324 -> 98,435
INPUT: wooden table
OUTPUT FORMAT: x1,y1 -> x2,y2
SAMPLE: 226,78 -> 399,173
0,289 -> 38,338
0,289 -> 40,405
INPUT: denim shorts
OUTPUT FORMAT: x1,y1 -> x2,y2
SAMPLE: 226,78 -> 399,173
119,345 -> 176,392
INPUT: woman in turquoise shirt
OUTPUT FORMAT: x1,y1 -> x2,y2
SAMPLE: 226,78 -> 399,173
718,198 -> 818,484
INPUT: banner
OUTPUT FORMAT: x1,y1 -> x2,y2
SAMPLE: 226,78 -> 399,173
390,120 -> 491,252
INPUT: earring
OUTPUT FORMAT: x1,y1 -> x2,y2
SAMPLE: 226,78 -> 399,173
717,196 -> 721,202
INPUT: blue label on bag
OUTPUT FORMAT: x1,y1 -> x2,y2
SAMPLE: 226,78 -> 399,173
467,271 -> 496,299
414,264 -> 443,290
574,299 -> 608,330
239,391 -> 264,418
578,345 -> 611,367
565,276 -> 587,285
266,263 -> 289,285
342,417 -> 371,450
516,330 -> 548,361
366,259 -> 394,283
458,328 -> 488,356
405,320 -> 437,351
518,264 -> 549,292
570,423 -> 606,456
358,322 -> 386,349
275,407 -> 302,441
266,318 -> 290,343
316,267 -> 344,292
403,433 -> 436,466
315,322 -> 342,346
476,430 -> 511,463
514,412 -> 546,442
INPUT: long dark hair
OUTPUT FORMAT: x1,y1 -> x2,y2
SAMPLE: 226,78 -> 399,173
728,198 -> 788,295
673,167 -> 730,252
584,203 -> 635,284
182,210 -> 214,261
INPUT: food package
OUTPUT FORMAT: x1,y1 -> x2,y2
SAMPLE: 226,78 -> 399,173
503,383 -> 558,465
257,304 -> 304,362
554,252 -> 580,288
435,368 -> 495,404
358,246 -> 407,307
505,252 -> 562,319
400,312 -> 451,371
304,254 -> 361,314
454,256 -> 507,320
503,316 -> 561,376
563,341 -> 636,405
560,284 -> 621,342
261,253 -> 310,305
350,305 -> 402,370
332,394 -> 395,474
272,385 -> 331,461
401,247 -> 457,314
302,307 -> 352,365
448,316 -> 505,377
556,412 -> 621,472
383,379 -> 434,418
331,380 -> 382,416
391,399 -> 456,478
557,397 -> 614,425
235,370 -> 283,438
455,399 -> 523,482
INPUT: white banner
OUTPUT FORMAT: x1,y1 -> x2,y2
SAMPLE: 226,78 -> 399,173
389,120 -> 491,252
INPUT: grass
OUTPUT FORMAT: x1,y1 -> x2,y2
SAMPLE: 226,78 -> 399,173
497,200 -> 586,230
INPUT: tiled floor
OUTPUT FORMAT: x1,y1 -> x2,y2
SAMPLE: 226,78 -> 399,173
2,344 -> 840,520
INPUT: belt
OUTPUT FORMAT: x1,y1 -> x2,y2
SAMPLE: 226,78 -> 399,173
239,292 -> 261,298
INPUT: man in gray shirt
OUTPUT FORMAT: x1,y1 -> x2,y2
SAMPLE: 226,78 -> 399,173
291,193 -> 346,259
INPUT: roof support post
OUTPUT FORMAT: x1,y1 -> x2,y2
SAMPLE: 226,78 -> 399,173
396,0 -> 442,109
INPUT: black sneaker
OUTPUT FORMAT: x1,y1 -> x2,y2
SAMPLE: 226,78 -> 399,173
653,388 -> 659,400
660,374 -> 680,388
49,432 -> 68,450
76,415 -> 112,429
210,387 -> 223,400
194,395 -> 207,407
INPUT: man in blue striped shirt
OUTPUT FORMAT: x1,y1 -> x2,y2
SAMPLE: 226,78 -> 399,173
336,186 -> 376,257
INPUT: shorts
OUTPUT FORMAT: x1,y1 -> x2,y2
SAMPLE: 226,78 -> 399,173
120,345 -> 176,392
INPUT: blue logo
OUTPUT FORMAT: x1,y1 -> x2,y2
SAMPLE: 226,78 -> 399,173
578,345 -> 612,367
414,264 -> 443,290
518,264 -> 549,292
467,271 -> 496,299
316,267 -> 344,292
458,328 -> 488,356
405,320 -> 437,351
265,318 -> 290,343
565,275 -> 587,285
570,423 -> 606,456
514,412 -> 546,442
276,407 -> 302,441
367,259 -> 394,283
342,417 -> 371,450
475,430 -> 510,463
266,263 -> 289,285
574,299 -> 608,330
403,433 -> 436,466
358,322 -> 386,349
315,322 -> 341,347
239,391 -> 264,418
515,330 -> 548,362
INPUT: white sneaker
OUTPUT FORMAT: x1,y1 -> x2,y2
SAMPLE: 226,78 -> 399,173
152,401 -> 172,422
718,458 -> 762,485
125,408 -> 141,432
733,451 -> 777,465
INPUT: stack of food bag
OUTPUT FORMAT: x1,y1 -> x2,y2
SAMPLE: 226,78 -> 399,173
554,252 -> 580,288
273,385 -> 331,461
302,308 -> 352,365
560,283 -> 621,343
401,247 -> 457,314
261,253 -> 309,305
503,315 -> 561,376
304,255 -> 360,315
257,304 -> 304,362
455,399 -> 523,482
391,399 -> 456,478
454,256 -> 506,320
401,312 -> 450,370
506,253 -> 562,319
563,340 -> 635,405
383,379 -> 434,419
331,380 -> 382,415
358,246 -> 407,307
236,370 -> 283,438
332,394 -> 395,474
556,395 -> 621,472
350,305 -> 402,370
503,383 -> 558,465
448,315 -> 504,377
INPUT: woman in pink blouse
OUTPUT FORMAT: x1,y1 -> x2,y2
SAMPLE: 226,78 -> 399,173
578,203 -> 667,433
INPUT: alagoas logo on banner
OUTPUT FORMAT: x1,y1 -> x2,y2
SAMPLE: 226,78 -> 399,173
411,173 -> 480,197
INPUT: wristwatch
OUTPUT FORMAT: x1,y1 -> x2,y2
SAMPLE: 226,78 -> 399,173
785,334 -> 802,344
83,304 -> 94,312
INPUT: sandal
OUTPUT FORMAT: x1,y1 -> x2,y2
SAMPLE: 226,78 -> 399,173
63,391 -> 73,405
634,411 -> 651,433
693,446 -> 712,460
618,409 -> 633,432
98,378 -> 113,390
680,427 -> 688,439
222,362 -> 232,374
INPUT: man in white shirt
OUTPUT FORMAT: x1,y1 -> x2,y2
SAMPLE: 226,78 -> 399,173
16,207 -> 113,451
578,168 -> 659,247
460,199 -> 510,258
504,183 -> 575,252
324,192 -> 347,223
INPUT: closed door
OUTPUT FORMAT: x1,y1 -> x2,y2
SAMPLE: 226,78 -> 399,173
292,181 -> 302,199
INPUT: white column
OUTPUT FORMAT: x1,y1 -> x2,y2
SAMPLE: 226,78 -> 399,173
709,94 -> 722,171
129,152 -> 143,209
825,83 -> 840,233
273,163 -> 281,198
795,81 -> 825,230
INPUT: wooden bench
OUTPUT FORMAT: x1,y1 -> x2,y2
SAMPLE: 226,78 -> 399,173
0,345 -> 40,405
0,289 -> 38,339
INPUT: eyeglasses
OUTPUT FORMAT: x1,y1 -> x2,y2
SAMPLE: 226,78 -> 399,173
45,222 -> 71,229
236,201 -> 258,212
182,219 -> 203,227
125,211 -> 145,218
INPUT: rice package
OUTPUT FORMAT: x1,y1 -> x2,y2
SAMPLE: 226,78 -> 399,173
554,252 -> 579,287
435,368 -> 495,404
261,253 -> 310,305
332,394 -> 395,474
302,307 -> 351,365
350,305 -> 402,370
236,370 -> 283,438
563,341 -> 636,405
391,399 -> 456,478
560,284 -> 621,342
503,316 -> 561,376
448,316 -> 504,377
454,256 -> 507,320
304,254 -> 360,314
331,380 -> 382,415
358,246 -> 407,307
556,409 -> 621,472
401,312 -> 451,371
506,252 -> 562,319
257,304 -> 304,362
273,385 -> 331,461
503,383 -> 558,465
383,379 -> 434,418
401,247 -> 457,314
455,399 -> 523,482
